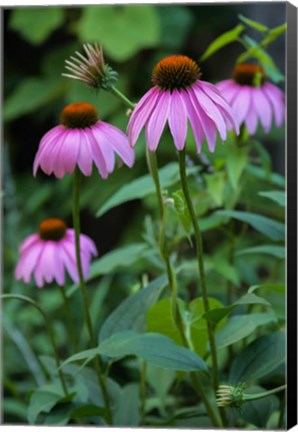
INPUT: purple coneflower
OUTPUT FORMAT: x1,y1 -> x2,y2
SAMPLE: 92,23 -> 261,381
216,64 -> 285,135
127,55 -> 239,153
15,218 -> 97,287
33,102 -> 134,179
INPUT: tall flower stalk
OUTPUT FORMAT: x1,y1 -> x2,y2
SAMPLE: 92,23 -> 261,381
72,168 -> 113,424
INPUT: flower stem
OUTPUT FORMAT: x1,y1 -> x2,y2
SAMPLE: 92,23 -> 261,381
110,86 -> 135,110
2,294 -> 68,396
177,148 -> 219,392
140,360 -> 147,425
244,385 -> 286,401
72,168 -> 113,425
58,285 -> 77,352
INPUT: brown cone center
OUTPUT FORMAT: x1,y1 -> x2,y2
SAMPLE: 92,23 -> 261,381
233,64 -> 265,86
60,102 -> 98,129
39,219 -> 67,241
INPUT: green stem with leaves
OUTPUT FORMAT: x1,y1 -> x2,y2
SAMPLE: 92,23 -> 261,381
178,148 -> 219,392
72,168 -> 113,425
2,294 -> 68,396
58,285 -> 77,352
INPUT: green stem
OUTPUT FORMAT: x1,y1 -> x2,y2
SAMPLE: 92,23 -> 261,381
2,294 -> 68,395
140,361 -> 147,425
178,148 -> 219,393
58,285 -> 77,352
244,385 -> 286,402
72,168 -> 113,425
110,86 -> 135,110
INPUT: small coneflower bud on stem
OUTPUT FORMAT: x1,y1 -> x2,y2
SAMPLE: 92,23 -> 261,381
216,384 -> 286,408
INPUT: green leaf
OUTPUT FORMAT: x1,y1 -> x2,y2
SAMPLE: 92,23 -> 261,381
172,189 -> 192,235
250,139 -> 272,176
114,384 -> 140,426
77,5 -> 160,62
226,142 -> 250,190
62,331 -> 208,372
216,210 -> 285,241
236,292 -> 271,306
204,172 -> 226,205
248,283 -> 285,294
70,404 -> 106,420
259,191 -> 286,207
158,6 -> 194,49
245,164 -> 285,187
99,274 -> 167,342
97,163 -> 198,217
208,255 -> 240,285
241,386 -> 279,428
9,7 -> 64,44
229,332 -> 285,384
215,312 -> 277,349
236,245 -> 285,259
200,24 -> 245,62
28,389 -> 64,424
90,243 -> 150,279
4,78 -> 65,121
238,14 -> 268,32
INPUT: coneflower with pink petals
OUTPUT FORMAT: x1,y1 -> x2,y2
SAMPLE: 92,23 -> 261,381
33,102 -> 134,179
15,219 -> 97,287
216,64 -> 285,135
127,55 -> 239,153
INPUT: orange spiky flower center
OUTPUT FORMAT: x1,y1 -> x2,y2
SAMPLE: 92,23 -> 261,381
233,64 -> 265,86
39,219 -> 67,241
152,55 -> 201,91
60,102 -> 98,129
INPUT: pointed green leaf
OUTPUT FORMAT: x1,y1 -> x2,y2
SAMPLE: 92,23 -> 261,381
200,24 -> 245,62
204,172 -> 226,205
236,245 -> 285,259
226,142 -> 250,190
259,191 -> 286,207
238,14 -> 268,32
172,189 -> 192,235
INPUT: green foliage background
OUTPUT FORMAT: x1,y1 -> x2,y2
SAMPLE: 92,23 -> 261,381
3,4 -> 286,427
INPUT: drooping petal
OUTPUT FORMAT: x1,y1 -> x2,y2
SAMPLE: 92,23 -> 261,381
15,241 -> 44,284
20,234 -> 40,254
245,102 -> 258,135
59,240 -> 79,284
145,90 -> 171,151
231,86 -> 251,126
34,242 -> 58,286
252,87 -> 273,133
127,88 -> 160,147
96,122 -> 135,168
216,80 -> 240,104
182,89 -> 204,153
77,129 -> 94,176
90,126 -> 115,173
193,84 -> 227,141
189,87 -> 217,152
168,89 -> 187,150
35,128 -> 67,176
79,232 -> 98,257
200,81 -> 239,133
262,82 -> 285,127
55,129 -> 81,176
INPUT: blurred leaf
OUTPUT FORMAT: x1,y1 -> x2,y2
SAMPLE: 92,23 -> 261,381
204,172 -> 226,206
208,255 -> 240,285
215,312 -> 277,348
245,164 -> 285,187
70,404 -> 106,420
236,245 -> 285,259
62,330 -> 208,372
238,14 -> 268,32
4,78 -> 65,121
158,6 -> 193,49
3,399 -> 27,421
237,36 -> 284,83
216,210 -> 285,241
248,283 -> 285,294
97,163 -> 198,217
99,274 -> 167,342
77,5 -> 160,62
199,213 -> 226,232
28,388 -> 64,424
146,363 -> 176,401
114,383 -> 140,426
9,7 -> 64,45
226,142 -> 250,190
229,332 -> 285,384
241,385 -> 279,428
172,189 -> 192,236
259,191 -> 285,207
200,24 -> 245,62
250,139 -> 272,176
90,243 -> 150,279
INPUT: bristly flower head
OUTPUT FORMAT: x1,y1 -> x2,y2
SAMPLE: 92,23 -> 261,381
216,63 -> 285,135
33,102 -> 134,179
216,384 -> 246,408
15,218 -> 97,287
63,43 -> 118,91
127,55 -> 239,153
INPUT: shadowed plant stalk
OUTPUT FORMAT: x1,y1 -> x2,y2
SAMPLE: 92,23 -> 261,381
72,168 -> 113,425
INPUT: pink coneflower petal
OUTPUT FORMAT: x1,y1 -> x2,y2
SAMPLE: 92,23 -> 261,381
127,88 -> 160,147
193,84 -> 227,141
15,241 -> 43,284
168,89 -> 187,150
146,91 -> 171,151
189,87 -> 217,152
59,242 -> 79,283
97,122 -> 135,168
57,129 -> 81,176
252,88 -> 272,133
263,82 -> 284,127
245,106 -> 258,135
77,130 -> 95,177
232,86 -> 251,126
20,234 -> 40,254
182,90 -> 204,153
90,127 -> 115,173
